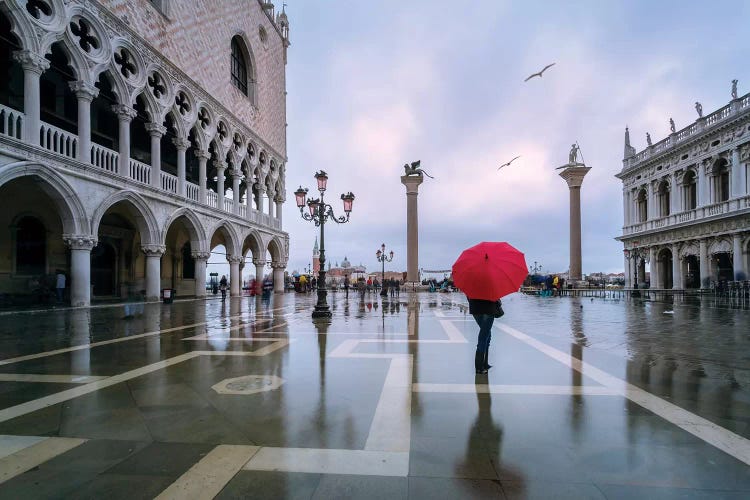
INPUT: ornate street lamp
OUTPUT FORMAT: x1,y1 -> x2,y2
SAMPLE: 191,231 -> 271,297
295,171 -> 355,318
375,243 -> 394,297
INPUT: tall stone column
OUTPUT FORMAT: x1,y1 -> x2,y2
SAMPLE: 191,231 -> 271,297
174,137 -> 190,197
267,190 -> 275,218
64,234 -> 96,307
192,251 -> 210,297
622,190 -> 630,226
69,81 -> 98,164
112,105 -> 136,177
649,246 -> 658,288
731,148 -> 742,199
733,233 -> 745,280
253,258 -> 266,294
401,175 -> 424,284
272,262 -> 286,293
228,255 -> 243,296
670,173 -> 680,214
257,185 -> 265,215
623,254 -> 631,288
672,244 -> 682,289
214,160 -> 227,210
195,149 -> 209,204
232,167 -> 241,214
275,197 -> 283,224
245,177 -> 254,218
13,50 -> 49,145
142,245 -> 165,302
699,239 -> 709,288
146,123 -> 166,189
697,161 -> 708,207
558,166 -> 591,282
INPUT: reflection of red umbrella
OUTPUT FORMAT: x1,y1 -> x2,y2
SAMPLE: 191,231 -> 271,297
452,242 -> 528,300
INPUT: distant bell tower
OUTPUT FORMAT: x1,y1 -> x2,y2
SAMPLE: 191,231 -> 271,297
312,236 -> 320,273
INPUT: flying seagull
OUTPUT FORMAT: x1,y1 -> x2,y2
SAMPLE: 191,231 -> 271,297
497,156 -> 521,170
524,63 -> 556,82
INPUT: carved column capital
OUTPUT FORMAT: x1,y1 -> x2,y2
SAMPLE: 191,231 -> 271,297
271,261 -> 287,269
191,251 -> 211,261
63,234 -> 97,251
141,244 -> 166,257
111,104 -> 137,121
194,149 -> 210,160
252,258 -> 266,267
213,160 -> 227,171
13,50 -> 49,74
172,137 -> 191,151
145,122 -> 167,138
69,81 -> 99,101
227,255 -> 244,265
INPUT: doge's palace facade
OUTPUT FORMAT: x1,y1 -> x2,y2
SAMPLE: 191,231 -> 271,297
0,0 -> 291,306
616,84 -> 750,289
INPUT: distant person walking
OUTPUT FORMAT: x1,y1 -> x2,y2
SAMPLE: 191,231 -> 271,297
55,269 -> 66,304
219,275 -> 228,301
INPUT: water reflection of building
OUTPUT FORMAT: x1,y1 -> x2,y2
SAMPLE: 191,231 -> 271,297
617,88 -> 750,289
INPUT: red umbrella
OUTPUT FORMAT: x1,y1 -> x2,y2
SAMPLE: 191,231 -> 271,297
452,242 -> 528,300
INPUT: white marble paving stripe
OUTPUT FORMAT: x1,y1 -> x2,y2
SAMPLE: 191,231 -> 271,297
0,435 -> 48,459
183,331 -> 410,340
497,323 -> 750,467
244,447 -> 409,477
0,437 -> 86,484
438,319 -> 470,343
0,374 -> 109,384
413,383 -> 620,396
365,357 -> 412,452
155,444 -> 260,500
193,340 -> 292,357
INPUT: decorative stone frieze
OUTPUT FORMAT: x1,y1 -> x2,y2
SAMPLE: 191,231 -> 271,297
63,234 -> 97,250
141,244 -> 166,256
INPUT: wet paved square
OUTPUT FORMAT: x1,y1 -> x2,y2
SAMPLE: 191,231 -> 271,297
0,292 -> 748,498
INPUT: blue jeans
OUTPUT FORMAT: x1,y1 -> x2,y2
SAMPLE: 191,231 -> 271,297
473,313 -> 494,353
56,288 -> 64,303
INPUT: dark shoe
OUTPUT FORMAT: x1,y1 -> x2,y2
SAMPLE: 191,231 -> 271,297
475,351 -> 488,374
483,351 -> 492,370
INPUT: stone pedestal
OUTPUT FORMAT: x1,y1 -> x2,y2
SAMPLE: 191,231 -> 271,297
401,175 -> 424,284
558,165 -> 591,282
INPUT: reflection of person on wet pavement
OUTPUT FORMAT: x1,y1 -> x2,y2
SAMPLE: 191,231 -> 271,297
219,275 -> 227,300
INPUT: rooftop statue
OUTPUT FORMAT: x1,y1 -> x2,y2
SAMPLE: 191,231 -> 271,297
732,79 -> 738,100
568,143 -> 580,164
669,118 -> 676,133
646,133 -> 652,146
403,160 -> 434,179
695,102 -> 703,118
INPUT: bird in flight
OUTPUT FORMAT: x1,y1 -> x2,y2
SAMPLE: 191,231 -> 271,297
524,63 -> 556,82
497,156 -> 521,170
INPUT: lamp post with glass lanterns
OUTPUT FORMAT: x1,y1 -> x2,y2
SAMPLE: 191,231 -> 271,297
376,243 -> 394,297
294,171 -> 355,318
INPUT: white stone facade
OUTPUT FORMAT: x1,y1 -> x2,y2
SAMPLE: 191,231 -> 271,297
616,88 -> 750,289
0,0 -> 290,306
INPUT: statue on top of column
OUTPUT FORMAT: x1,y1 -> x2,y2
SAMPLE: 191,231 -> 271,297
646,132 -> 652,146
695,102 -> 703,118
669,118 -> 676,133
403,160 -> 434,179
731,79 -> 738,100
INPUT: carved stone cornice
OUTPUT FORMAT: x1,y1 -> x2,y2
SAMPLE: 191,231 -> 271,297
141,244 -> 166,256
63,234 -> 97,251
12,50 -> 50,74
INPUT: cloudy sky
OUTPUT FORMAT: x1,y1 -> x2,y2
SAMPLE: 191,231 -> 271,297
253,0 -> 750,278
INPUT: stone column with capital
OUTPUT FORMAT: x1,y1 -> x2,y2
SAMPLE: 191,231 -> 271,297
174,137 -> 190,197
253,258 -> 266,295
257,185 -> 266,214
401,175 -> 424,284
733,233 -> 745,280
699,239 -> 709,288
231,167 -> 241,213
192,251 -> 210,297
271,262 -> 286,293
558,165 -> 591,282
63,234 -> 97,306
214,160 -> 227,210
267,190 -> 276,218
145,123 -> 166,189
649,246 -> 658,288
142,244 -> 165,301
195,149 -> 209,204
69,81 -> 99,163
672,244 -> 683,289
228,255 -> 243,296
275,196 -> 284,225
623,254 -> 631,288
13,50 -> 49,145
112,105 -> 137,177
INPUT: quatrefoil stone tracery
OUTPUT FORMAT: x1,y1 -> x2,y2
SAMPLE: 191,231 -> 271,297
70,18 -> 99,53
175,92 -> 190,115
26,0 -> 52,20
114,48 -> 137,78
198,108 -> 210,129
148,72 -> 166,99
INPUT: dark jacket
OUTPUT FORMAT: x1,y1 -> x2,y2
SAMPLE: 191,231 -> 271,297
468,298 -> 498,315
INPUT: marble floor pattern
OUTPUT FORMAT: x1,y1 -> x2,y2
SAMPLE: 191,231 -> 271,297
0,292 -> 747,499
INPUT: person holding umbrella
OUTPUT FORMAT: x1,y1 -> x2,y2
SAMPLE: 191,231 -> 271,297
452,242 -> 527,375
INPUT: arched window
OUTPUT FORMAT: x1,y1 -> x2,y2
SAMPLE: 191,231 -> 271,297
230,36 -> 249,95
16,216 -> 46,275
182,242 -> 195,279
658,181 -> 670,217
637,189 -> 648,222
683,170 -> 697,210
